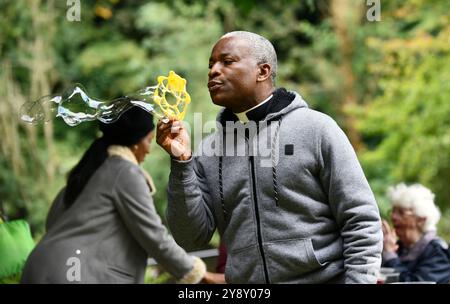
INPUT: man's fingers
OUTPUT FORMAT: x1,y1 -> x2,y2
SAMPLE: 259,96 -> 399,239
157,119 -> 177,140
157,119 -> 183,133
170,120 -> 183,132
156,124 -> 173,142
156,129 -> 171,144
157,120 -> 172,132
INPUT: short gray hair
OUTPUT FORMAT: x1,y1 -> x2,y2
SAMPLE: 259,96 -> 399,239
221,31 -> 277,84
387,183 -> 441,232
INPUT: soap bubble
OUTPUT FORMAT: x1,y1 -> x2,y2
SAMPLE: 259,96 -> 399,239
20,95 -> 61,124
20,71 -> 191,126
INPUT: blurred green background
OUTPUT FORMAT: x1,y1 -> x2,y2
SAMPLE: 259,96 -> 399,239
1,0 -> 449,282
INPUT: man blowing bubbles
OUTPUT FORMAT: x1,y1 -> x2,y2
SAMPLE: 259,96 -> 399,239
157,31 -> 383,284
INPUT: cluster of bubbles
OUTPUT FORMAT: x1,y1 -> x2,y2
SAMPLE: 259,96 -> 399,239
20,71 -> 191,126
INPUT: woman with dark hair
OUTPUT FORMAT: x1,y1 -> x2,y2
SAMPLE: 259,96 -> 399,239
21,106 -> 206,284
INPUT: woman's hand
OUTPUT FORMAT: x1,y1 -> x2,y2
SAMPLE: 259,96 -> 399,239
382,219 -> 399,253
156,118 -> 192,161
202,271 -> 226,284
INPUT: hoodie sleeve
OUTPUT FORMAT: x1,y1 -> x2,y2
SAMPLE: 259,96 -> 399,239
318,116 -> 383,284
166,155 -> 217,251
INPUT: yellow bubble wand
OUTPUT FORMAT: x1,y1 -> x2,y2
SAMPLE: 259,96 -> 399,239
153,71 -> 191,121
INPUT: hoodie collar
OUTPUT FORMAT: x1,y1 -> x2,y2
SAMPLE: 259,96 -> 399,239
217,88 -> 308,126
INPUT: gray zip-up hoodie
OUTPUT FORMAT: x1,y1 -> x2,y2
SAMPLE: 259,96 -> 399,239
167,90 -> 382,284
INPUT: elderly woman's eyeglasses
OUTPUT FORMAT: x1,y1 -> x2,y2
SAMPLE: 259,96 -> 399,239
390,207 -> 415,217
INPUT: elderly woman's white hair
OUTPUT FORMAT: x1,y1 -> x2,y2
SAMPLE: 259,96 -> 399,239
387,183 -> 441,232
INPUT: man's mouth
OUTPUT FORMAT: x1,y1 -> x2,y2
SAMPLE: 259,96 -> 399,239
208,80 -> 223,92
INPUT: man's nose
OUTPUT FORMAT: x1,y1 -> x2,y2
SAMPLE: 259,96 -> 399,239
208,62 -> 221,79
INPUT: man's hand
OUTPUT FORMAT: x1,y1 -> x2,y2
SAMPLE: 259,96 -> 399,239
382,220 -> 399,253
156,118 -> 192,161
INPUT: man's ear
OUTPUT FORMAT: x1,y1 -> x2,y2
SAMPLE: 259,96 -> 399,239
257,63 -> 272,82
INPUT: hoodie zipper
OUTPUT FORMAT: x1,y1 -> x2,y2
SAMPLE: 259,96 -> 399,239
249,152 -> 271,284
221,132 -> 270,283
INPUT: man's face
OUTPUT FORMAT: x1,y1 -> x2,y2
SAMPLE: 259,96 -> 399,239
208,36 -> 260,112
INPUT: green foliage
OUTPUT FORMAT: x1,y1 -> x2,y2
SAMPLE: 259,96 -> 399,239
357,1 -> 450,219
0,273 -> 21,284
76,40 -> 149,96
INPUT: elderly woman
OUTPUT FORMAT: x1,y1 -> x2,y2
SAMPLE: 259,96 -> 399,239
21,106 -> 207,284
382,183 -> 450,283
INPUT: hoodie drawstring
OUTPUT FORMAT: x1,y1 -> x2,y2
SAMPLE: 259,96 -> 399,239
219,128 -> 227,221
272,118 -> 282,206
219,156 -> 227,221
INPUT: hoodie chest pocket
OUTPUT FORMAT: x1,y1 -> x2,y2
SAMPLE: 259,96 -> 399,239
264,238 -> 325,283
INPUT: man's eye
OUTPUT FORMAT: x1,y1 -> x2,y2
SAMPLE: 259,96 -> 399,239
224,60 -> 233,65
